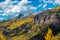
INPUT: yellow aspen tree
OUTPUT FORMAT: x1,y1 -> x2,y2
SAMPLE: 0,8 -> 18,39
0,33 -> 7,40
44,28 -> 55,40
12,37 -> 17,40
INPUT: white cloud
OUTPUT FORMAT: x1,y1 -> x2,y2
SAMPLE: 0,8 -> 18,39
39,0 -> 59,5
0,0 -> 37,18
38,4 -> 42,8
44,0 -> 54,3
39,0 -> 43,2
0,10 -> 2,12
0,17 -> 3,20
43,4 -> 47,8
18,0 -> 31,5
39,0 -> 60,4
48,8 -> 52,9
39,0 -> 54,3
30,6 -> 37,10
55,0 -> 60,4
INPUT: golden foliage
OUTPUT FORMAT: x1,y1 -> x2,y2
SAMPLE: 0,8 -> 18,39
44,28 -> 55,40
0,21 -> 11,27
32,24 -> 37,29
52,6 -> 60,13
8,17 -> 34,30
54,33 -> 60,40
0,33 -> 7,40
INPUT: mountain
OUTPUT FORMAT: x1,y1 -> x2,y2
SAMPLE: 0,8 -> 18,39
0,6 -> 60,40
17,13 -> 24,18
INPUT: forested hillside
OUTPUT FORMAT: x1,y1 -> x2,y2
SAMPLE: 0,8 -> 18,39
0,6 -> 60,40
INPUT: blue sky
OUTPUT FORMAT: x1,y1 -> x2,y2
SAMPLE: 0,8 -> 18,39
0,0 -> 60,21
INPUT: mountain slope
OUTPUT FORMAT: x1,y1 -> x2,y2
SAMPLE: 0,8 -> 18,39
0,6 -> 60,40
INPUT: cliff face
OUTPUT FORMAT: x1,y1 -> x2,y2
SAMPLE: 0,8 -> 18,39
33,6 -> 60,36
34,6 -> 60,28
0,6 -> 60,40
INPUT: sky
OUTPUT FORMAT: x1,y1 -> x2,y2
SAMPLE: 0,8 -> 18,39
0,0 -> 60,21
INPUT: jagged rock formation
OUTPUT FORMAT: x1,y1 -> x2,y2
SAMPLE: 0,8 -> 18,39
33,6 -> 60,36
